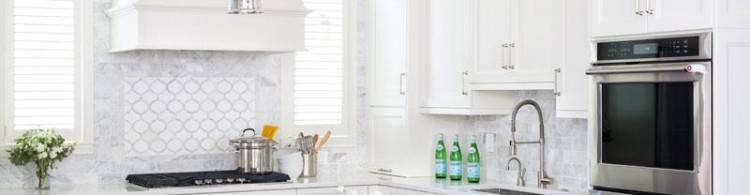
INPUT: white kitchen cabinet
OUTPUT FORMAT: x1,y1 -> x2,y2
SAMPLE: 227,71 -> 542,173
475,0 -> 511,75
368,186 -> 435,195
590,0 -> 714,37
200,189 -> 297,195
717,0 -> 750,28
368,0 -> 463,177
712,29 -> 750,195
470,0 -> 561,90
555,0 -> 592,118
297,186 -> 369,195
646,0 -> 714,33
422,0 -> 514,115
369,107 -> 409,175
589,0 -> 645,37
511,0 -> 565,76
369,0 -> 408,107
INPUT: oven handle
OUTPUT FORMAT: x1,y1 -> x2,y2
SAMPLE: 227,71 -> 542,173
586,64 -> 706,75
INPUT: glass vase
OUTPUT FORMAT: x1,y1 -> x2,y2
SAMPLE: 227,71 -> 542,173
36,173 -> 50,190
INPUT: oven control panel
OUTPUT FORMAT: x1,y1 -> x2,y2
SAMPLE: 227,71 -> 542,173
597,36 -> 701,62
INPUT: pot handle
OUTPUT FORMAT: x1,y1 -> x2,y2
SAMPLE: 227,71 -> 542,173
241,128 -> 256,137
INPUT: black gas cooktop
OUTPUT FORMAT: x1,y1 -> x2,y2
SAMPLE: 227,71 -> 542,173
126,170 -> 291,188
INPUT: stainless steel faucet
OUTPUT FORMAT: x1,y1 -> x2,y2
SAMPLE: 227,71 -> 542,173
505,156 -> 526,186
508,99 -> 553,189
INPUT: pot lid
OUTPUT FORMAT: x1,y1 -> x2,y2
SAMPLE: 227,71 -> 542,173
229,128 -> 275,145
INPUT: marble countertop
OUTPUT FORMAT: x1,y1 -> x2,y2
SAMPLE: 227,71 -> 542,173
0,173 -> 579,195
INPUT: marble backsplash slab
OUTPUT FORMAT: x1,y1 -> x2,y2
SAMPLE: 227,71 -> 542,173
461,91 -> 589,191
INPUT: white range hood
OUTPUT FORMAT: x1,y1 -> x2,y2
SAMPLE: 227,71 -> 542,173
106,0 -> 309,52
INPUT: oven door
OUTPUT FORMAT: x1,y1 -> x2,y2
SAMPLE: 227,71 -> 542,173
587,62 -> 712,195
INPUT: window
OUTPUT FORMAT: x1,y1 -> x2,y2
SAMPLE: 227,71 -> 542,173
282,0 -> 355,144
0,0 -> 93,152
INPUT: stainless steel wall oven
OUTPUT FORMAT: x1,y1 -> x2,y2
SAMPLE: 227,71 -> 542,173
587,32 -> 712,195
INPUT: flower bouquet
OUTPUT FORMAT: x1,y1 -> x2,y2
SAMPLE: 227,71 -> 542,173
6,129 -> 75,189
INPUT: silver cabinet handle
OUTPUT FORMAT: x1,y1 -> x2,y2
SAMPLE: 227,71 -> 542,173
508,43 -> 516,70
553,68 -> 561,96
635,0 -> 644,15
399,73 -> 406,95
500,43 -> 510,70
461,71 -> 469,96
377,168 -> 393,173
645,0 -> 654,14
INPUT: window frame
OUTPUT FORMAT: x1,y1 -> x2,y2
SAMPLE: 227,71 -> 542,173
281,0 -> 357,147
0,0 -> 94,155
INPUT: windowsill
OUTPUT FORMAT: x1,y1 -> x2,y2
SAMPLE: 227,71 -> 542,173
0,142 -> 94,157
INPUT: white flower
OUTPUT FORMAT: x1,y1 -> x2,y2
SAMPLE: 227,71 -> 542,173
49,151 -> 57,159
35,144 -> 45,153
38,152 -> 48,159
51,147 -> 61,154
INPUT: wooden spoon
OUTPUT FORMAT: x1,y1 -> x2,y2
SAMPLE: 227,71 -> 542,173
315,130 -> 332,152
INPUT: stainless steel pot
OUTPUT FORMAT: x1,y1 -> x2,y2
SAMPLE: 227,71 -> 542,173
230,128 -> 276,174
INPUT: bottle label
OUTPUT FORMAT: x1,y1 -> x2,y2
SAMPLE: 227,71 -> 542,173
469,147 -> 477,154
467,162 -> 480,178
435,159 -> 446,174
452,146 -> 459,152
436,145 -> 444,151
449,161 -> 462,176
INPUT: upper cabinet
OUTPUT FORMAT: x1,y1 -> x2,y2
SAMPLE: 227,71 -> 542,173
423,0 -> 589,117
369,0 -> 409,107
590,0 -> 645,36
422,0 -> 514,115
471,0 -> 561,90
557,0 -> 592,118
591,0 -> 714,37
106,0 -> 309,52
646,0 -> 714,33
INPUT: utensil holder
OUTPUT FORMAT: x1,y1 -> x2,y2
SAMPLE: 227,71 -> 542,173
301,153 -> 318,177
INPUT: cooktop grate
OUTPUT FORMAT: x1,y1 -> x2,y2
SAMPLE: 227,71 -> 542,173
126,170 -> 291,188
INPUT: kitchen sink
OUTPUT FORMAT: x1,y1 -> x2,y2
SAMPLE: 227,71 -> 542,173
473,188 -> 542,195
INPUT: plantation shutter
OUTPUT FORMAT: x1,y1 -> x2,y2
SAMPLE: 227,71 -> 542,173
11,0 -> 76,131
294,0 -> 345,125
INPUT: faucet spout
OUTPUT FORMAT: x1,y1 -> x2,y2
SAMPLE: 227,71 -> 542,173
505,156 -> 525,187
510,100 -> 545,140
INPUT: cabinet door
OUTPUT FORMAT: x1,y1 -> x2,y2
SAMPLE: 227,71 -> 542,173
475,0 -> 512,75
556,0 -> 591,118
713,29 -> 750,195
717,0 -> 750,28
511,0 -> 565,74
201,190 -> 297,195
590,0 -> 646,37
297,186 -> 369,195
645,0 -> 713,33
369,107 -> 408,175
425,0 -> 473,108
370,0 -> 408,107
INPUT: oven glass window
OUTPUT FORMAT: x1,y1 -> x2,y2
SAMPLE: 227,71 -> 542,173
601,82 -> 694,170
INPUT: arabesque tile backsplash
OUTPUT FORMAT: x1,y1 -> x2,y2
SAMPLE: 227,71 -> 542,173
123,77 -> 257,156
